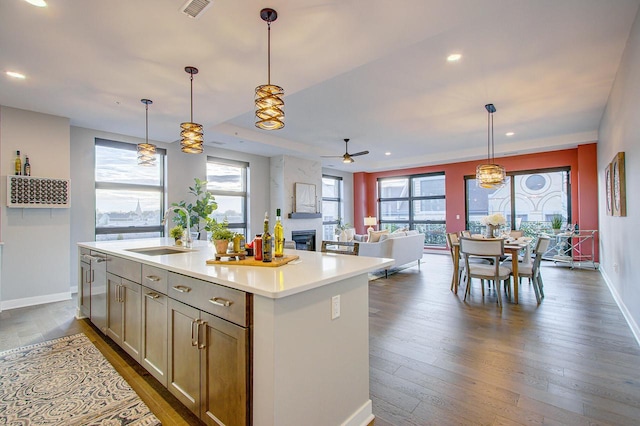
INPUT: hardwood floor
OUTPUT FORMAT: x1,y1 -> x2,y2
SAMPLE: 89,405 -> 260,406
1,253 -> 638,425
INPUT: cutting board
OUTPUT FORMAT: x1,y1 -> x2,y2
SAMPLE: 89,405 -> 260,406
206,254 -> 299,267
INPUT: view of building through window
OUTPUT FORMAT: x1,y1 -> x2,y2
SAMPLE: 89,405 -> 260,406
206,157 -> 248,238
466,168 -> 570,236
95,139 -> 166,241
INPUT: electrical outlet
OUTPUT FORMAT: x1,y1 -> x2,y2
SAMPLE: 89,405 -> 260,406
331,295 -> 340,320
456,214 -> 460,220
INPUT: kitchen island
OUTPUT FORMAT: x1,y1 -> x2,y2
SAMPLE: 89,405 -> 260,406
78,238 -> 393,426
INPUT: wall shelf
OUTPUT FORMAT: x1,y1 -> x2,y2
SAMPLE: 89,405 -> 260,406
288,212 -> 321,219
7,176 -> 70,208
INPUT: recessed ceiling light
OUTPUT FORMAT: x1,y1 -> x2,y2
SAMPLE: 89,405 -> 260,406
447,53 -> 462,62
6,71 -> 26,79
24,0 -> 47,7
385,152 -> 391,156
505,132 -> 515,136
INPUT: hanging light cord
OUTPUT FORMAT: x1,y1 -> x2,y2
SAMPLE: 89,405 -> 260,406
145,102 -> 149,143
267,19 -> 272,84
487,109 -> 494,164
189,71 -> 194,123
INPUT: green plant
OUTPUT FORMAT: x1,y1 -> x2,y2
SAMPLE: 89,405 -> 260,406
334,218 -> 351,235
172,178 -> 218,233
206,217 -> 234,241
551,214 -> 563,229
169,226 -> 184,240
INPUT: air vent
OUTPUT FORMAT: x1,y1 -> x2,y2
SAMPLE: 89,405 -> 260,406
180,0 -> 213,19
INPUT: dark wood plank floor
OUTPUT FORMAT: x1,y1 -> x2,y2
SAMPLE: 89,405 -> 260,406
1,253 -> 638,425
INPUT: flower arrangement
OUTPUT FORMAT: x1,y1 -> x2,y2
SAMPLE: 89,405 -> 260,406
480,213 -> 507,226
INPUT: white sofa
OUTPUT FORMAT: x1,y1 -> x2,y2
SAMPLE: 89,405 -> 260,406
355,230 -> 424,277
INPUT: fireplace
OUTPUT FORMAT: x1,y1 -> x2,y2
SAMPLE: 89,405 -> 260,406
291,230 -> 316,251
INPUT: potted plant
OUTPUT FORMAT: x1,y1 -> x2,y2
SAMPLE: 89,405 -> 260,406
169,226 -> 184,246
171,178 -> 218,239
206,217 -> 235,254
551,214 -> 563,234
334,218 -> 352,242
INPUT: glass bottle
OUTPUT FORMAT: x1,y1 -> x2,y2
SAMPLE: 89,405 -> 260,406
254,235 -> 263,261
14,151 -> 22,176
262,212 -> 272,262
274,208 -> 284,257
24,156 -> 31,176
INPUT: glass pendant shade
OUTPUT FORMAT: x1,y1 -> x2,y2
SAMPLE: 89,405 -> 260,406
255,8 -> 284,130
181,66 -> 204,154
476,103 -> 506,188
137,99 -> 156,166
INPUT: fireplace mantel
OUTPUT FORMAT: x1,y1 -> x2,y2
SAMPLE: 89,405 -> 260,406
288,212 -> 322,219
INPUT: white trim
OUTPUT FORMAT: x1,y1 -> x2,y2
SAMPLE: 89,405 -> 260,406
341,400 -> 374,426
600,269 -> 640,347
0,292 -> 71,311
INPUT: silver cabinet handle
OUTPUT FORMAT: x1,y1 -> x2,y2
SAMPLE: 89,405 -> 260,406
145,292 -> 160,299
145,275 -> 161,282
172,285 -> 192,293
198,320 -> 207,349
209,297 -> 233,307
191,319 -> 198,347
90,269 -> 94,283
83,254 -> 106,263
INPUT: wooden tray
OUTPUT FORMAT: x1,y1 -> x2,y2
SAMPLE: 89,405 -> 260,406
206,254 -> 299,267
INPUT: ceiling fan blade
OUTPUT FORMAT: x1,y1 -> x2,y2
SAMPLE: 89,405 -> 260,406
321,155 -> 344,158
350,150 -> 369,157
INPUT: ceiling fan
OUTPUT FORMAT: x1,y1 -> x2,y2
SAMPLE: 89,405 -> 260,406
322,138 -> 370,164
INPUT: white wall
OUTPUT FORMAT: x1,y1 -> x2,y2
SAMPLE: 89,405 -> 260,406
598,7 -> 640,340
0,107 -> 70,309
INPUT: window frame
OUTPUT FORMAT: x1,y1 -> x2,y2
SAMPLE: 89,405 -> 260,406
322,175 -> 343,239
94,138 -> 166,239
206,156 -> 249,236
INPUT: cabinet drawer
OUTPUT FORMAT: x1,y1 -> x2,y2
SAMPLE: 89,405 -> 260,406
168,272 -> 248,327
107,255 -> 141,283
79,247 -> 90,258
141,264 -> 168,295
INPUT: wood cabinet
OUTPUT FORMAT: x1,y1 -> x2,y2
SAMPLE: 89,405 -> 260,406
106,273 -> 142,362
167,272 -> 250,425
141,265 -> 169,387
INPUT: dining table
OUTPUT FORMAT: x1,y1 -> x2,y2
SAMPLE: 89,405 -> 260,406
451,238 -> 531,304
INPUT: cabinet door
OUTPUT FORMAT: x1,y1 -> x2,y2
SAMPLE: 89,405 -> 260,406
90,253 -> 107,333
121,278 -> 141,362
168,298 -> 201,415
79,261 -> 91,318
106,273 -> 123,344
141,286 -> 168,386
200,311 -> 249,426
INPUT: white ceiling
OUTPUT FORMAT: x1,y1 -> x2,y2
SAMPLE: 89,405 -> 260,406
1,0 -> 639,172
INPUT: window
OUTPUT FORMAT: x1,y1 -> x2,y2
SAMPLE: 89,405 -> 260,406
322,175 -> 343,240
378,173 -> 446,247
465,167 -> 570,236
206,157 -> 248,237
95,139 -> 166,241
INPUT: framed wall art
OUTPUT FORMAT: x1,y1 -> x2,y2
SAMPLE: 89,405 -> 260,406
611,152 -> 626,217
605,162 -> 613,216
294,182 -> 317,213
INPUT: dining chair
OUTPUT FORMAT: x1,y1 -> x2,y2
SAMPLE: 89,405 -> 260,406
446,232 -> 464,291
460,230 -> 471,238
321,240 -> 360,255
459,237 -> 511,307
501,236 -> 551,304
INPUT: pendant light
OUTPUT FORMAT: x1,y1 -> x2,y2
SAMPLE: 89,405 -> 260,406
476,103 -> 506,188
255,8 -> 284,130
137,99 -> 156,166
180,66 -> 204,154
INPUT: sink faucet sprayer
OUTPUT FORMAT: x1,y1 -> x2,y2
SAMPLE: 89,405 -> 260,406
162,207 -> 192,248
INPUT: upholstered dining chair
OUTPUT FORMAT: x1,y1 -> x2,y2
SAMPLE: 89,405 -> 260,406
459,237 -> 511,307
446,232 -> 464,291
502,236 -> 551,304
509,230 -> 524,238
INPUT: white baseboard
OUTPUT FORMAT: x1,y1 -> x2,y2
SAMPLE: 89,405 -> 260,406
1,292 -> 72,311
600,268 -> 640,347
341,399 -> 374,426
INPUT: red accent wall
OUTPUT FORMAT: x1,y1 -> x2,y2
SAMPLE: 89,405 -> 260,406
353,144 -> 599,260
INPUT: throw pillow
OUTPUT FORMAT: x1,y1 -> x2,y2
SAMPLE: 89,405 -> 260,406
368,229 -> 389,243
392,227 -> 408,234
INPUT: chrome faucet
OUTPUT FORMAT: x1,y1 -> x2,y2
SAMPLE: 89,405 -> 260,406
162,207 -> 192,248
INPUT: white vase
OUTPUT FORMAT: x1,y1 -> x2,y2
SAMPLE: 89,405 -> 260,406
485,224 -> 499,238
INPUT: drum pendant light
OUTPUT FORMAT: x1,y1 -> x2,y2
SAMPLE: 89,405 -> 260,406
180,66 -> 204,154
137,99 -> 156,166
255,8 -> 284,130
476,103 -> 506,188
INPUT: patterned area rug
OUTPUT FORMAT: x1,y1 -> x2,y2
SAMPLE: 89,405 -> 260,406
0,333 -> 160,425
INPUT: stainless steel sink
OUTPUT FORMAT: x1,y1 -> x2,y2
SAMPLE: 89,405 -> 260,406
125,246 -> 195,256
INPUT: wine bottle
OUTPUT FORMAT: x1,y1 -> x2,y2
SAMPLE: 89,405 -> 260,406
24,156 -> 31,176
262,212 -> 272,262
14,151 -> 22,176
274,208 -> 284,257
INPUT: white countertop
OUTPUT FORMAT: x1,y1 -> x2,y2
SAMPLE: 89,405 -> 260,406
78,238 -> 394,299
